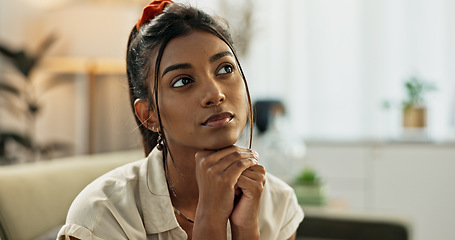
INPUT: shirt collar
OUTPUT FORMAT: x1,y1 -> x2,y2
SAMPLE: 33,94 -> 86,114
139,148 -> 186,237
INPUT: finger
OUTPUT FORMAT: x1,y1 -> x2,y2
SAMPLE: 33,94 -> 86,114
222,157 -> 258,183
218,151 -> 258,171
196,146 -> 258,163
195,146 -> 258,172
194,149 -> 215,160
243,164 -> 266,174
240,165 -> 266,182
236,174 -> 265,198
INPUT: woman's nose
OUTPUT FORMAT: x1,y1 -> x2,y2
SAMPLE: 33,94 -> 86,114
201,80 -> 226,107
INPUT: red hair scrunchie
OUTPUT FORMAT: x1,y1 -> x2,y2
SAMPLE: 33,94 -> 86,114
136,0 -> 174,30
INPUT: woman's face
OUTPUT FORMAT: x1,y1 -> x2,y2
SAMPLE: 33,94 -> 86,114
154,30 -> 247,151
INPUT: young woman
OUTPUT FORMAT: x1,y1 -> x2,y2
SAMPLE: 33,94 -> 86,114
58,1 -> 303,239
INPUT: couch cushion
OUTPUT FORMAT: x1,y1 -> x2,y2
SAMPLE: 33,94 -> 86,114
0,149 -> 143,240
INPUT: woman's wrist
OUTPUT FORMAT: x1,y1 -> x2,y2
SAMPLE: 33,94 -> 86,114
230,222 -> 260,240
192,211 -> 229,240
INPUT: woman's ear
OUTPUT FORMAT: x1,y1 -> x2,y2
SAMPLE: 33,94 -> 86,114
134,99 -> 159,132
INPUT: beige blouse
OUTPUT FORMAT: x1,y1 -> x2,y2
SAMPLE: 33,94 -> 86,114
57,148 -> 304,240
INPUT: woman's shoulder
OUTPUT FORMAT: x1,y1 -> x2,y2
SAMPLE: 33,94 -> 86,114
261,172 -> 300,214
263,173 -> 295,195
82,158 -> 147,198
64,158 -> 148,233
259,173 -> 304,239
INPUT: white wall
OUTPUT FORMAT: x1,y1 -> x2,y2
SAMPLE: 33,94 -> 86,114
211,0 -> 455,142
2,0 -> 455,156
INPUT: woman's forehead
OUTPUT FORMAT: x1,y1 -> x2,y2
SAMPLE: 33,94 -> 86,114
158,30 -> 233,69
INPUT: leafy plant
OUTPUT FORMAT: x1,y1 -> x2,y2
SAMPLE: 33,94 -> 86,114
0,35 -> 55,77
293,167 -> 326,205
295,167 -> 322,185
0,35 -> 56,164
403,76 -> 436,109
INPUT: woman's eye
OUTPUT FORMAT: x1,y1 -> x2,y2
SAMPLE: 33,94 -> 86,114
172,77 -> 193,88
217,65 -> 233,75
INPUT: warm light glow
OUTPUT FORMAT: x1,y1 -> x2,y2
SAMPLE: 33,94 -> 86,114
20,0 -> 72,10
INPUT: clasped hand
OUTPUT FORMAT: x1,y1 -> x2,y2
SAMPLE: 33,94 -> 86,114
193,146 -> 266,239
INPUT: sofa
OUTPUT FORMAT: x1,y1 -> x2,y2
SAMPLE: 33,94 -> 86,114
0,149 -> 143,240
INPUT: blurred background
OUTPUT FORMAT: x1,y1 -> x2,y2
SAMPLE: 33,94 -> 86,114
1,0 -> 454,240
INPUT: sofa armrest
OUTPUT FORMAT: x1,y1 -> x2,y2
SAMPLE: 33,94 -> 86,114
0,149 -> 143,240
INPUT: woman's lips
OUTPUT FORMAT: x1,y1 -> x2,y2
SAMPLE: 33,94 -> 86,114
202,112 -> 234,128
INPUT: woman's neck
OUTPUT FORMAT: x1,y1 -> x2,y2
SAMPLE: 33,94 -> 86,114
165,147 -> 199,210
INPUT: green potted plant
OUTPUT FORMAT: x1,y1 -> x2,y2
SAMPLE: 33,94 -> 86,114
293,167 -> 326,206
402,76 -> 436,128
0,35 -> 59,164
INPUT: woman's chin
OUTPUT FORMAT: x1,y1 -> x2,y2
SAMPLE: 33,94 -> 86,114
203,138 -> 238,151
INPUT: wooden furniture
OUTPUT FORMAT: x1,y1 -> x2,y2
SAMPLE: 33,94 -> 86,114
38,57 -> 126,154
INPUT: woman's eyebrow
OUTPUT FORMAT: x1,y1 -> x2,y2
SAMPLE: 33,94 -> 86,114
209,51 -> 233,63
162,63 -> 191,77
161,51 -> 233,77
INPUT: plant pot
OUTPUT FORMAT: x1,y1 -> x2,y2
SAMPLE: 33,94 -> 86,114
403,107 -> 426,128
293,183 -> 326,206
